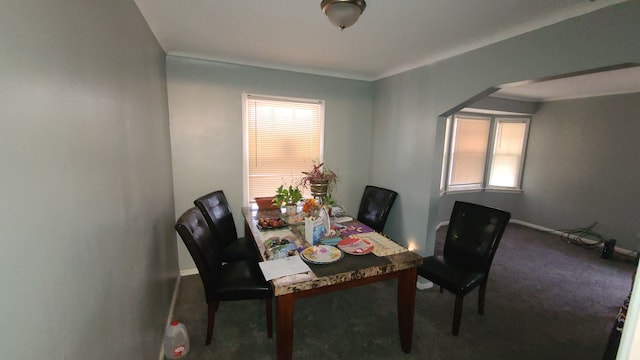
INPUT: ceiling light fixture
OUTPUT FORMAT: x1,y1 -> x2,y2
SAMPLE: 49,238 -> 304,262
321,0 -> 366,31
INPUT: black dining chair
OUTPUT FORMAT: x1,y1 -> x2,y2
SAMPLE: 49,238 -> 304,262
175,207 -> 273,345
194,190 -> 259,262
417,201 -> 510,336
357,185 -> 398,233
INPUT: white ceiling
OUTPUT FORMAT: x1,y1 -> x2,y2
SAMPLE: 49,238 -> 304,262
494,65 -> 640,102
133,0 -> 625,81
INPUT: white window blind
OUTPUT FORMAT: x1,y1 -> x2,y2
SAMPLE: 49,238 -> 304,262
488,119 -> 528,188
448,115 -> 490,189
245,94 -> 323,201
441,112 -> 530,192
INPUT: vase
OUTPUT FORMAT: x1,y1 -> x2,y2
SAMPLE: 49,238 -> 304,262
285,204 -> 298,216
310,179 -> 329,198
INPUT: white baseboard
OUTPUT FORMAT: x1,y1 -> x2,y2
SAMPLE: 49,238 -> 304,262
159,274 -> 181,360
416,276 -> 433,290
509,219 -> 558,234
509,219 -> 635,257
435,221 -> 449,231
180,267 -> 199,276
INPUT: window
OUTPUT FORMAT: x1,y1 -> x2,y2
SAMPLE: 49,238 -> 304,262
243,94 -> 324,203
442,112 -> 530,192
488,119 -> 529,188
448,114 -> 491,190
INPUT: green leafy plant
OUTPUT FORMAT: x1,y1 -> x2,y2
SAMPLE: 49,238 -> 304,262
272,185 -> 303,207
322,192 -> 336,207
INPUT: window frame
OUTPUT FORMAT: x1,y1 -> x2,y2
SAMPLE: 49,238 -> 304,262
241,93 -> 325,206
441,111 -> 531,194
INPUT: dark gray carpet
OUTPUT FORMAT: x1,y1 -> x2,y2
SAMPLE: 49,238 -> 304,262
172,224 -> 636,359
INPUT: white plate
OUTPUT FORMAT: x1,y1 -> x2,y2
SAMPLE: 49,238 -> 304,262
300,245 -> 343,264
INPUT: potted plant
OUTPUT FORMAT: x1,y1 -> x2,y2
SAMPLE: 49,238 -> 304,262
272,185 -> 303,215
299,162 -> 338,199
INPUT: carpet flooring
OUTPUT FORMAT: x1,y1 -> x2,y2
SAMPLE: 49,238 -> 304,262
172,224 -> 636,359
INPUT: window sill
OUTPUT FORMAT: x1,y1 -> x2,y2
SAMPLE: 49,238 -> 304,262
441,188 -> 522,196
441,189 -> 483,195
485,187 -> 523,194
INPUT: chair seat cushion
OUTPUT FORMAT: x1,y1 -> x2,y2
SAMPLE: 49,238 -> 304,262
215,260 -> 273,301
222,237 -> 259,262
418,255 -> 486,295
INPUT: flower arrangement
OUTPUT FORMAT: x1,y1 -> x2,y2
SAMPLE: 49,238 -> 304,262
301,197 -> 321,216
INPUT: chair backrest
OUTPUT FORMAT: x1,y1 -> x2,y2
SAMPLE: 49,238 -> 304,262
443,201 -> 511,273
357,185 -> 398,233
175,207 -> 222,303
194,190 -> 239,249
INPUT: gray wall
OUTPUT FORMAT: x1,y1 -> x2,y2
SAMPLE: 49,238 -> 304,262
370,1 -> 640,257
166,56 -> 373,271
438,192 -> 524,223
371,70 -> 435,252
0,1 -> 177,358
438,92 -> 640,251
519,92 -> 640,250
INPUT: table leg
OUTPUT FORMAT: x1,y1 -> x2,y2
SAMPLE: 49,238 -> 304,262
397,267 -> 417,353
276,294 -> 295,360
244,220 -> 252,240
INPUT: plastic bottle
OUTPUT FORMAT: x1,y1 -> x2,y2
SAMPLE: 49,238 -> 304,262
163,320 -> 190,359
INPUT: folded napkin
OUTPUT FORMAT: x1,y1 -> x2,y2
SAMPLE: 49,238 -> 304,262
334,216 -> 353,223
258,256 -> 311,281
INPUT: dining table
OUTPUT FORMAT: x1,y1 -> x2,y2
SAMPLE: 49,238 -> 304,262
241,206 -> 423,360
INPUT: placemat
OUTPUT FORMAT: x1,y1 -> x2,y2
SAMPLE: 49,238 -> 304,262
351,232 -> 408,257
337,221 -> 375,236
307,252 -> 390,278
